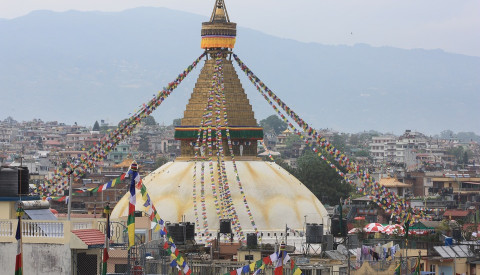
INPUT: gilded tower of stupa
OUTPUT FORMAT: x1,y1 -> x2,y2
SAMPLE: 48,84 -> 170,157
112,0 -> 328,239
175,0 -> 263,158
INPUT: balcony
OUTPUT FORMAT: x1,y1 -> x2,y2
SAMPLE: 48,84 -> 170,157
0,218 -> 126,245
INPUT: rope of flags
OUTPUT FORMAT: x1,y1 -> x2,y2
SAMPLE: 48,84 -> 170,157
193,54 -> 238,242
191,53 -> 264,243
45,172 -> 128,202
123,162 -> 192,275
223,250 -> 303,275
37,52 -> 206,197
233,53 -> 425,225
259,139 -> 275,161
213,57 -> 244,240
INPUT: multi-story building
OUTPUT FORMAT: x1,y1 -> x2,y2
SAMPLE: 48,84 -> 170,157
369,130 -> 431,166
369,135 -> 395,163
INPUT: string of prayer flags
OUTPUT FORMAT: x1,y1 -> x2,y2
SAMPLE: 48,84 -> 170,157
233,53 -> 424,224
223,251 -> 303,275
38,52 -> 206,197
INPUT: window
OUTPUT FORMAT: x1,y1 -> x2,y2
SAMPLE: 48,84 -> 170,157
429,264 -> 436,272
115,264 -> 128,273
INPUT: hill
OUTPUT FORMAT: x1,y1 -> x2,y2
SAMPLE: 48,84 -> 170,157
0,7 -> 479,134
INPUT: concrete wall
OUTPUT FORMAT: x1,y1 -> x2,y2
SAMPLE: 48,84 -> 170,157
0,242 -> 71,274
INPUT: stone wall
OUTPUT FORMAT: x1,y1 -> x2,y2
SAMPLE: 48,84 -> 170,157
0,243 -> 71,274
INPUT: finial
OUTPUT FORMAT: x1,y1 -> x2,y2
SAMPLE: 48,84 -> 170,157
210,0 -> 230,22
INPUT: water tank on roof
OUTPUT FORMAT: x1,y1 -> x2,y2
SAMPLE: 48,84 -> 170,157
18,167 -> 29,195
185,222 -> 195,241
331,218 -> 347,237
220,219 -> 232,234
0,167 -> 20,197
247,233 -> 257,248
166,223 -> 187,245
306,223 -> 323,244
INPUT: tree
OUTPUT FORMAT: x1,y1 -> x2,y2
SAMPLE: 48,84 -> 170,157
463,151 -> 469,165
331,133 -> 347,152
143,115 -> 157,126
260,115 -> 287,135
440,130 -> 455,139
92,121 -> 100,131
172,118 -> 182,126
285,134 -> 302,149
273,157 -> 297,176
446,146 -> 466,164
295,150 -> 353,205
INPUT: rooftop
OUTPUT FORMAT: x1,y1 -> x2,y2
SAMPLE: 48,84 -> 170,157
71,229 -> 106,247
379,177 -> 412,188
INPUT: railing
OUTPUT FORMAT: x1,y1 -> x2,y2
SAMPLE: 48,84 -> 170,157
0,220 -> 13,236
97,220 -> 127,244
71,220 -> 94,230
22,220 -> 64,238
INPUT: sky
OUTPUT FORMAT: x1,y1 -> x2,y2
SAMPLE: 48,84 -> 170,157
0,0 -> 479,57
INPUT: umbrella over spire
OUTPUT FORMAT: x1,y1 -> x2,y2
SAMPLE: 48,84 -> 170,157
201,0 -> 237,49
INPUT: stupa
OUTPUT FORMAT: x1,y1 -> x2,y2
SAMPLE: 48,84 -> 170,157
111,0 -> 328,240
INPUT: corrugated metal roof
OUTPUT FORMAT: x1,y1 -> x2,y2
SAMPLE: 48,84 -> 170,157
72,229 -> 106,247
324,250 -> 347,261
25,209 -> 57,220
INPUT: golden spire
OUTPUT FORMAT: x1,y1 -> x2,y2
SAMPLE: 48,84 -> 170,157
175,0 -> 263,158
210,0 -> 230,22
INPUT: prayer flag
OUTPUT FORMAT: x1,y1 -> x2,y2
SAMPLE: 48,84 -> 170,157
15,216 -> 22,275
127,163 -> 139,249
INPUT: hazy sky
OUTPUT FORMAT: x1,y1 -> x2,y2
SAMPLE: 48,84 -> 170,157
1,0 -> 479,57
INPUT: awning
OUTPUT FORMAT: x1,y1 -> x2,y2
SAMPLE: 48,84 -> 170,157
463,182 -> 480,185
25,209 -> 57,220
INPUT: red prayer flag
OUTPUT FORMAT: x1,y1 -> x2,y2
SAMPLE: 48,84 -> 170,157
263,256 -> 272,265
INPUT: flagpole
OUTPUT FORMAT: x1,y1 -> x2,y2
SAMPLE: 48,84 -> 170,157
102,203 -> 111,275
67,172 -> 73,221
15,203 -> 25,275
127,161 -> 138,250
